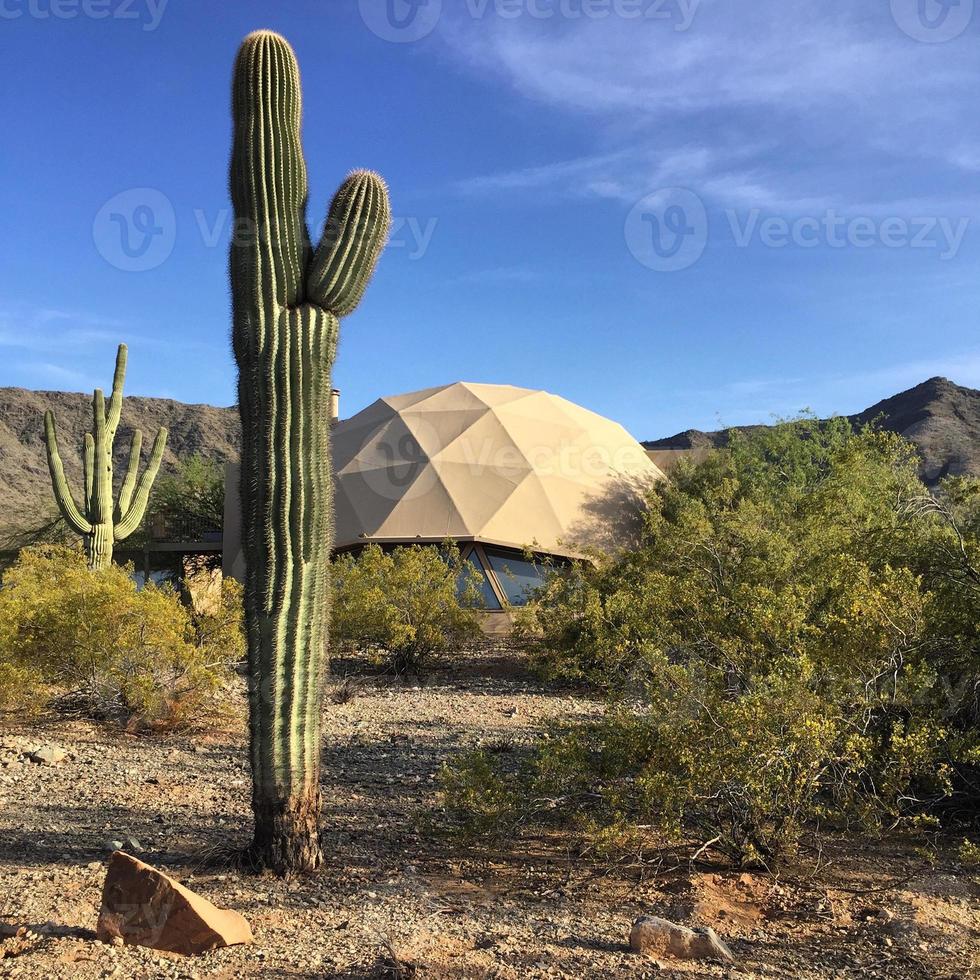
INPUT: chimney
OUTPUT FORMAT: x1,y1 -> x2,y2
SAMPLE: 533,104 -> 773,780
330,389 -> 341,425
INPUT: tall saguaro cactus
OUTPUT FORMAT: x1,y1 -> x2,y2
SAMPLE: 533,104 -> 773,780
44,344 -> 168,571
230,31 -> 391,872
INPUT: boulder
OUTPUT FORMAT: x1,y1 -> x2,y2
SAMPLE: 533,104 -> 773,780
629,915 -> 734,962
30,746 -> 66,765
97,851 -> 252,955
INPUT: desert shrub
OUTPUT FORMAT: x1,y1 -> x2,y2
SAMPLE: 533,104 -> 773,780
443,419 -> 980,866
331,543 -> 484,673
958,838 -> 980,866
189,574 -> 246,663
0,545 -> 239,731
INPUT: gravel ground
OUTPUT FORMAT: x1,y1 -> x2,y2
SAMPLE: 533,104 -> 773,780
0,649 -> 977,979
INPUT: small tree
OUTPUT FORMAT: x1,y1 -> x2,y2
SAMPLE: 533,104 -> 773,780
332,544 -> 484,674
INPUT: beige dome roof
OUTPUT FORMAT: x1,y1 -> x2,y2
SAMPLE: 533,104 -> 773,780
333,382 -> 664,556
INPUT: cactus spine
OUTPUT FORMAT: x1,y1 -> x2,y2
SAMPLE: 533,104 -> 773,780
44,344 -> 168,571
230,31 -> 391,872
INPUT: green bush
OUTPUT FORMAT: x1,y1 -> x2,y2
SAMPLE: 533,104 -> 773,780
0,545 -> 240,731
331,544 -> 484,673
444,419 -> 980,866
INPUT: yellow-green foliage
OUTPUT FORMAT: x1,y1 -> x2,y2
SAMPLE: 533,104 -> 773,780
445,419 -> 980,866
958,839 -> 980,867
331,544 -> 484,673
0,545 -> 240,731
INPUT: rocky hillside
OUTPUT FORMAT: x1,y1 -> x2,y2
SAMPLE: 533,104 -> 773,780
2,377 -> 977,536
645,377 -> 980,486
0,388 -> 240,536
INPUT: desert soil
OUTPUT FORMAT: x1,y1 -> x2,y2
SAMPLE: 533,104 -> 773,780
0,648 -> 977,979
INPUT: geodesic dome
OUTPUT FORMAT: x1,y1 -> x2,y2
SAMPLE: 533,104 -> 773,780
332,382 -> 664,557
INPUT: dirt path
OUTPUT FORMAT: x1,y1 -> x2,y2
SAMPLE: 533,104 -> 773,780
0,650 -> 977,978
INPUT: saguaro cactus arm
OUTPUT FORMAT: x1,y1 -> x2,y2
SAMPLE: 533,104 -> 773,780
113,427 -> 168,541
115,429 -> 143,521
90,389 -> 112,526
83,433 -> 95,514
44,411 -> 93,535
230,32 -> 390,321
230,30 -> 310,315
307,170 -> 391,316
106,344 -> 127,441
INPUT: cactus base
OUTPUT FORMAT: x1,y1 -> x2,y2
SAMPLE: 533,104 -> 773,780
86,522 -> 114,571
248,788 -> 323,874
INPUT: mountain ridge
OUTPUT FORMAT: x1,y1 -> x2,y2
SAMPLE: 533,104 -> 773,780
0,387 -> 240,536
644,376 -> 980,485
1,376 -> 976,535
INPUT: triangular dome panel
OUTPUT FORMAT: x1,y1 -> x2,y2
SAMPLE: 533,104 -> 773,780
332,382 -> 663,556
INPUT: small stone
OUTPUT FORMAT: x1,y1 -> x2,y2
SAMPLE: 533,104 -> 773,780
107,841 -> 125,852
30,746 -> 66,766
126,837 -> 144,853
629,915 -> 734,963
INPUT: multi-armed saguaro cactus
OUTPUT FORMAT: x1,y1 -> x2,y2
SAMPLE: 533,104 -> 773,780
44,344 -> 168,571
230,31 -> 391,872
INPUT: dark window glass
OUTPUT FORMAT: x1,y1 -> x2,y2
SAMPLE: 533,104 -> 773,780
485,549 -> 547,606
457,549 -> 502,610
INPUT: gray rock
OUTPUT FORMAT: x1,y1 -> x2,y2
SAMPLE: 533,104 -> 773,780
629,915 -> 734,962
30,746 -> 66,766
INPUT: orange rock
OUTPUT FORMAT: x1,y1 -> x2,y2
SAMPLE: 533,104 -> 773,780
97,851 -> 252,956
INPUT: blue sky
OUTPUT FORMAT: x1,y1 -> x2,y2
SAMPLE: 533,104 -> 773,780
1,0 -> 978,439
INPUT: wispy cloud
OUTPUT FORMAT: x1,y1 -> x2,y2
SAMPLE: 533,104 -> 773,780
0,304 -> 225,395
667,351 -> 980,433
15,361 -> 95,390
0,305 -> 220,356
440,1 -> 980,215
449,264 -> 542,285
